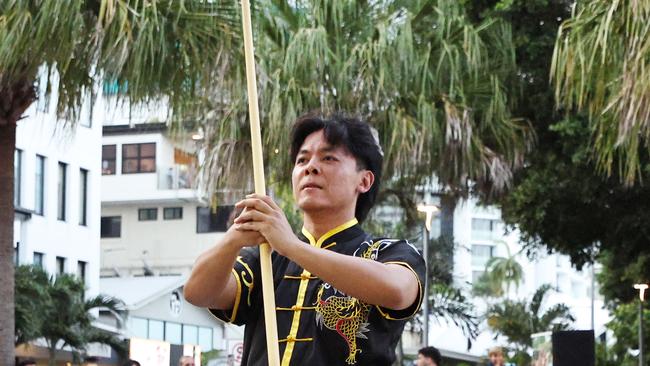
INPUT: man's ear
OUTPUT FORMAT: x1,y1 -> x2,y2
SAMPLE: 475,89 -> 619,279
357,170 -> 375,194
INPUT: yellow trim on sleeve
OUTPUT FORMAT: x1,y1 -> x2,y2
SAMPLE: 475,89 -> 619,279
236,256 -> 255,306
208,268 -> 242,324
228,268 -> 243,322
375,261 -> 423,321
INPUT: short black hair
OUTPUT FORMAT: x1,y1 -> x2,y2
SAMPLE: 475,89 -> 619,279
419,346 -> 442,365
122,360 -> 141,366
290,112 -> 383,222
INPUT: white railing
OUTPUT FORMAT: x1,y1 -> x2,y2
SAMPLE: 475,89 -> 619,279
157,165 -> 196,190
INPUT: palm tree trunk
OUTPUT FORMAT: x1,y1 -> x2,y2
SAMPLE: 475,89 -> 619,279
0,121 -> 16,366
0,78 -> 35,366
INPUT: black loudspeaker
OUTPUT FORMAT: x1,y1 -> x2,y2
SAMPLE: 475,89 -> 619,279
552,330 -> 595,366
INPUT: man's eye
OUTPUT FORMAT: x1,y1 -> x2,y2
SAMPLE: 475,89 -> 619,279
324,156 -> 336,161
296,158 -> 306,164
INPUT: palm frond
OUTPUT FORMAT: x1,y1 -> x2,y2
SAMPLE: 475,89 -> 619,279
552,0 -> 650,185
193,0 -> 534,200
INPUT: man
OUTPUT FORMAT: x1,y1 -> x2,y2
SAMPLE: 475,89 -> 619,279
185,113 -> 425,365
178,355 -> 195,366
487,347 -> 505,366
415,347 -> 442,366
17,359 -> 36,366
416,346 -> 442,366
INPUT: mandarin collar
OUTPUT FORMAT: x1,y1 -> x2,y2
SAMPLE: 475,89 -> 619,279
299,219 -> 365,249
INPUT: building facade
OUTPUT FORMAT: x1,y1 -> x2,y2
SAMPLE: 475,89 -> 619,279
13,93 -> 101,299
416,197 -> 610,361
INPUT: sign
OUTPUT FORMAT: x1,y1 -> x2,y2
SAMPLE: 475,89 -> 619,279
129,338 -> 171,366
226,340 -> 244,366
531,331 -> 553,366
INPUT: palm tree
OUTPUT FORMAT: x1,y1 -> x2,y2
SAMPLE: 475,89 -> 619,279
486,284 -> 575,355
473,240 -> 524,298
0,1 -> 239,362
551,1 -> 650,185
196,0 -> 535,200
16,265 -> 126,366
42,273 -> 126,366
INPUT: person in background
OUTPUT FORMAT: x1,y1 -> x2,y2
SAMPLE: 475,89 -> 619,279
179,355 -> 195,366
17,359 -> 36,366
416,346 -> 442,366
487,347 -> 505,366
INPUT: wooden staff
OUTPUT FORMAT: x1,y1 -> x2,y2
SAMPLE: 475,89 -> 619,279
240,0 -> 281,365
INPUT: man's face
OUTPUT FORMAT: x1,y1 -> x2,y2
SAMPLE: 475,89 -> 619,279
416,353 -> 436,366
180,357 -> 195,366
292,130 -> 372,217
490,353 -> 504,365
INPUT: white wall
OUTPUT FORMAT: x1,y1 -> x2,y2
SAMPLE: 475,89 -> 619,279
101,133 -> 197,203
101,202 -> 224,275
14,99 -> 102,298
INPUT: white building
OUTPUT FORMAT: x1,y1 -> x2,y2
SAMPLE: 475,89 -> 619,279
98,112 -> 240,362
13,92 -> 102,299
99,122 -> 230,277
416,197 -> 610,361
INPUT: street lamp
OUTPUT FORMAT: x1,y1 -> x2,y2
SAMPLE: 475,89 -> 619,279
417,203 -> 439,347
634,283 -> 648,366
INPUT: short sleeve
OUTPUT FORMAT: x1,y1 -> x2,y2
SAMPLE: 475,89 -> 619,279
373,239 -> 425,320
209,247 -> 261,326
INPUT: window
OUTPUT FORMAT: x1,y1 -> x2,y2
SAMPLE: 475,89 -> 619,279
102,145 -> 116,175
33,252 -> 44,268
130,317 -> 148,339
198,327 -> 213,351
149,320 -> 164,341
183,325 -> 198,346
165,322 -> 182,344
197,206 -> 234,233
57,162 -> 67,220
14,149 -> 22,207
56,257 -> 66,275
101,216 -> 121,238
14,243 -> 19,266
471,218 -> 501,241
164,207 -> 183,220
79,169 -> 88,225
77,261 -> 87,283
102,79 -> 128,96
122,143 -> 156,174
472,270 -> 485,284
471,244 -> 495,267
138,208 -> 158,221
35,155 -> 45,215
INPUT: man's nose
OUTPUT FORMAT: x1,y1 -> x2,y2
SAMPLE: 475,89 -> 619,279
303,157 -> 320,175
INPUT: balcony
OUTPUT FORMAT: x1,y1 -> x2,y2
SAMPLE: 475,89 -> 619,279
158,164 -> 196,190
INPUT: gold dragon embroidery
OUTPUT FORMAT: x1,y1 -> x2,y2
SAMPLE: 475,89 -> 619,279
314,240 -> 384,364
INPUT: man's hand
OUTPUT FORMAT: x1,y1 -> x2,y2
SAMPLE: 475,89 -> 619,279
223,207 -> 267,249
233,194 -> 302,256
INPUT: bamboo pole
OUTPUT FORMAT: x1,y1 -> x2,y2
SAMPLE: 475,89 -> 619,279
240,0 -> 281,365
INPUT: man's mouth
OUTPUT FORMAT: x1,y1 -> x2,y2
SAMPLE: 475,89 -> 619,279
301,183 -> 322,190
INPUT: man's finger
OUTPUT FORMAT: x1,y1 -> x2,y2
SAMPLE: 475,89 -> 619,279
246,194 -> 282,211
235,197 -> 274,214
234,209 -> 268,224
